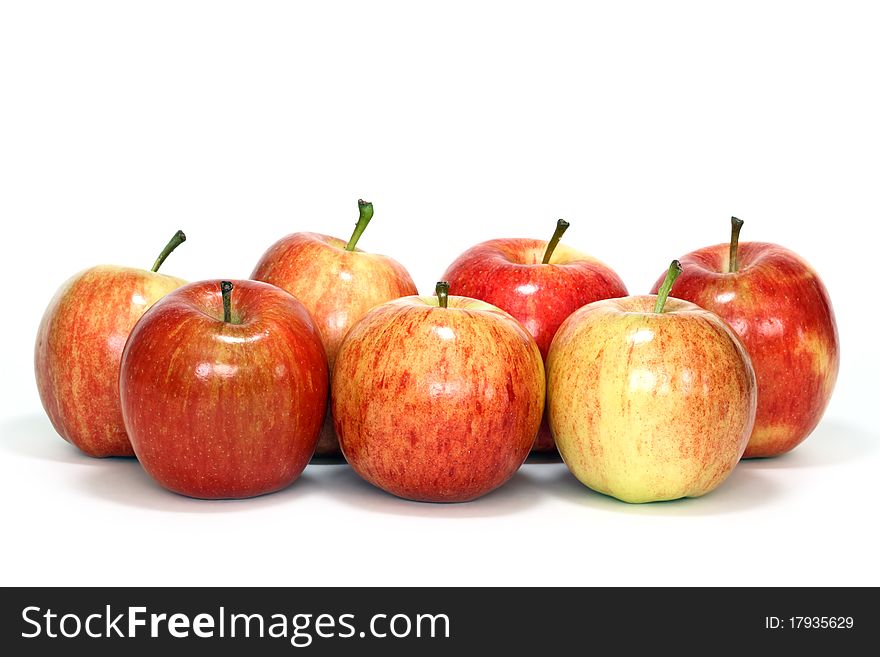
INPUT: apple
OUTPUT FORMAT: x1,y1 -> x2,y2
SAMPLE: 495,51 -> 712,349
547,261 -> 757,503
650,218 -> 839,457
119,279 -> 328,499
442,219 -> 627,453
34,230 -> 188,457
251,199 -> 418,456
332,282 -> 545,503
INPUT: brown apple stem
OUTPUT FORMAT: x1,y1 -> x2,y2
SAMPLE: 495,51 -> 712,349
344,199 -> 374,251
220,281 -> 233,323
435,281 -> 450,308
541,219 -> 570,264
728,216 -> 744,273
653,260 -> 682,313
151,230 -> 187,272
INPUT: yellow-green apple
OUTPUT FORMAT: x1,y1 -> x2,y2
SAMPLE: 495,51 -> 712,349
651,218 -> 839,457
548,261 -> 757,503
332,282 -> 545,503
251,199 -> 417,457
34,230 -> 188,457
442,219 -> 627,453
119,280 -> 328,499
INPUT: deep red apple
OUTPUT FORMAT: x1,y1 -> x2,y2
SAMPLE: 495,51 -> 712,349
35,230 -> 188,457
332,282 -> 545,503
442,220 -> 627,452
119,279 -> 328,498
251,199 -> 418,456
651,218 -> 839,457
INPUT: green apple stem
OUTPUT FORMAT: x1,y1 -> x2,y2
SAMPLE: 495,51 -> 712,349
653,260 -> 682,313
436,281 -> 450,309
541,219 -> 570,264
728,216 -> 744,273
150,230 -> 187,273
220,281 -> 233,323
344,199 -> 374,251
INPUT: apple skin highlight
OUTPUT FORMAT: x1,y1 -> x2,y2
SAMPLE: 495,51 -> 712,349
443,237 -> 627,452
119,280 -> 328,499
332,294 -> 545,503
547,296 -> 757,503
652,242 -> 839,457
35,265 -> 187,457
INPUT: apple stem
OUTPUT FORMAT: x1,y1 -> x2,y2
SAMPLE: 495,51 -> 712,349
436,281 -> 449,308
728,216 -> 744,273
344,199 -> 374,251
541,219 -> 570,264
220,281 -> 233,323
653,260 -> 682,313
151,230 -> 187,273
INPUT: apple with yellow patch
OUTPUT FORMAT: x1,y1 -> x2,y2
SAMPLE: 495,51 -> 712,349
548,261 -> 757,503
35,231 -> 188,457
651,218 -> 839,457
333,282 -> 545,503
251,200 -> 417,456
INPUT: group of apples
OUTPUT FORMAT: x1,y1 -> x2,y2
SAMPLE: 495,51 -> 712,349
35,205 -> 839,504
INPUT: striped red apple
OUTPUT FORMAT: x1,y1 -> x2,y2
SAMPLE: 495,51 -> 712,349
332,282 -> 544,503
119,280 -> 328,499
251,200 -> 417,457
651,218 -> 839,457
35,230 -> 188,457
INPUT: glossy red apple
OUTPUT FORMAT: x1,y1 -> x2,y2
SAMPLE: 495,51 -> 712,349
549,261 -> 757,503
651,218 -> 839,457
35,230 -> 188,457
442,220 -> 627,453
332,282 -> 545,503
251,200 -> 417,456
119,279 -> 328,499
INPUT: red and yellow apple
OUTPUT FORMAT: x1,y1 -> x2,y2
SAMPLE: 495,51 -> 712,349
119,279 -> 328,499
651,218 -> 839,457
548,262 -> 757,503
34,230 -> 188,457
332,282 -> 545,503
251,200 -> 417,456
442,220 -> 627,453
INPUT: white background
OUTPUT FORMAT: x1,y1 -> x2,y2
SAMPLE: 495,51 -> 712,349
1,1 -> 878,586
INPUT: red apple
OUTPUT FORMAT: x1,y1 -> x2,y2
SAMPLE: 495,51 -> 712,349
119,279 -> 328,499
548,261 -> 757,503
441,220 -> 627,453
651,218 -> 839,457
251,200 -> 418,456
332,282 -> 545,503
34,230 -> 188,457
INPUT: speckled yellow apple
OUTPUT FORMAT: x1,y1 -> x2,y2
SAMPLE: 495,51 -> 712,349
547,261 -> 757,503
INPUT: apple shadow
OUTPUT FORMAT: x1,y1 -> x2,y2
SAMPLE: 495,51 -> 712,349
0,413 -> 116,466
0,413 -> 321,513
315,464 -> 543,518
75,457 -> 322,513
739,419 -> 878,470
528,462 -> 782,517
